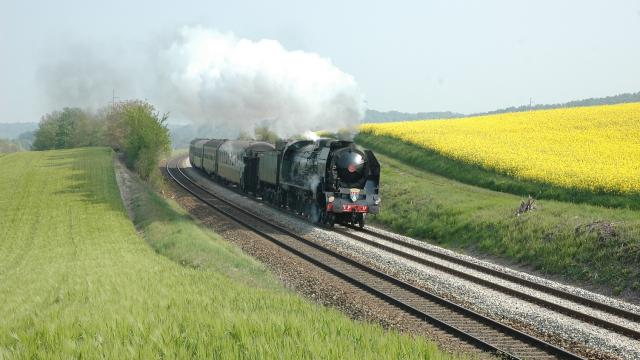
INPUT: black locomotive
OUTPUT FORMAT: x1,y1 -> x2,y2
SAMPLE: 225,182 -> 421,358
189,138 -> 381,227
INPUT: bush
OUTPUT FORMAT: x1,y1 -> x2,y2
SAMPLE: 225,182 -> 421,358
32,100 -> 171,182
32,108 -> 104,150
108,100 -> 171,180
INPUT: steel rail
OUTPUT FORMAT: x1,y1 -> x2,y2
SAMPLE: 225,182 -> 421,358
181,155 -> 640,333
333,228 -> 640,341
176,155 -> 640,341
346,226 -> 640,324
166,156 -> 584,360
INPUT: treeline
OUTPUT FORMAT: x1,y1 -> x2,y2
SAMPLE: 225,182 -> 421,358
363,109 -> 464,123
33,108 -> 105,150
237,123 -> 279,143
0,123 -> 38,140
32,100 -> 171,181
0,132 -> 34,153
364,90 -> 640,123
470,91 -> 640,116
0,139 -> 23,153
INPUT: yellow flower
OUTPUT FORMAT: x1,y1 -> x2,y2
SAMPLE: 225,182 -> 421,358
361,103 -> 640,194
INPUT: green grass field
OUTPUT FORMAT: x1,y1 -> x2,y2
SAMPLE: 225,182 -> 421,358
356,136 -> 640,295
0,148 -> 456,359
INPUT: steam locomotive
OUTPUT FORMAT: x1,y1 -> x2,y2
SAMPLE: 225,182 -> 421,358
189,138 -> 381,227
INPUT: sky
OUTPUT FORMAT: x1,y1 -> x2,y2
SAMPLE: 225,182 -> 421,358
1,0 -> 640,124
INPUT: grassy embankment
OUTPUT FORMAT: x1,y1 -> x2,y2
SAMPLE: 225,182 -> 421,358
356,133 -> 640,295
0,148 -> 456,358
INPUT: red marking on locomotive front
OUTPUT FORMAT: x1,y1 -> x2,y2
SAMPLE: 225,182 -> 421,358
341,204 -> 368,212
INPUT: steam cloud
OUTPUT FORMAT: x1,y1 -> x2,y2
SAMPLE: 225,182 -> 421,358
39,26 -> 366,137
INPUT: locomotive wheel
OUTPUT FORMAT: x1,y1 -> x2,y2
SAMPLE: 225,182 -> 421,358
358,214 -> 365,228
308,201 -> 321,223
286,192 -> 294,210
327,214 -> 335,227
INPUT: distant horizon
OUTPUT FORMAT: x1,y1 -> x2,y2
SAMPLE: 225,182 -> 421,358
2,89 -> 638,125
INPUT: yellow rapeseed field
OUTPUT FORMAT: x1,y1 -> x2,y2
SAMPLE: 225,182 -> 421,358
361,103 -> 640,193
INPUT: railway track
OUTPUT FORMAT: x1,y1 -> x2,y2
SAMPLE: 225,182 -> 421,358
167,156 -> 583,359
333,227 -> 640,341
176,155 -> 640,344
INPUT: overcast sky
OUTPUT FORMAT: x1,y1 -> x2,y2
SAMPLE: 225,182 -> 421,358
1,0 -> 640,124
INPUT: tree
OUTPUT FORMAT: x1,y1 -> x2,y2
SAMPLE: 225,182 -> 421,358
32,107 -> 102,150
71,109 -> 104,147
16,131 -> 35,150
32,111 -> 61,150
0,139 -> 21,153
237,130 -> 252,140
254,124 -> 278,143
31,100 -> 170,182
104,104 -> 128,151
54,109 -> 74,148
113,100 -> 171,180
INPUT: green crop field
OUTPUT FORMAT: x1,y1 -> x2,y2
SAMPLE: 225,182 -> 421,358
0,148 -> 456,359
356,134 -> 640,295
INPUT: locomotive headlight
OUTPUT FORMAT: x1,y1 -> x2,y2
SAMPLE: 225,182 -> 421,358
374,196 -> 381,205
328,196 -> 335,203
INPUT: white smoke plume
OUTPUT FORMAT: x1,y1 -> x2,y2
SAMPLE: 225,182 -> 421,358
157,27 -> 364,136
303,130 -> 321,141
39,26 -> 366,138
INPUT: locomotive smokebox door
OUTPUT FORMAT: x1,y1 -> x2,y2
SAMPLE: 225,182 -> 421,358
349,188 -> 360,202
